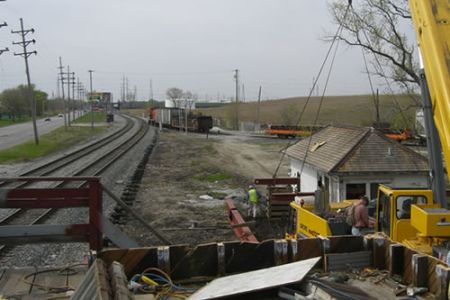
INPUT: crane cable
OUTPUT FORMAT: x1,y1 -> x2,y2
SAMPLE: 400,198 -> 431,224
298,31 -> 343,178
272,2 -> 352,178
349,5 -> 410,128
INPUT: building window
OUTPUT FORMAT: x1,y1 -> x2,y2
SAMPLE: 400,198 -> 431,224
346,183 -> 366,199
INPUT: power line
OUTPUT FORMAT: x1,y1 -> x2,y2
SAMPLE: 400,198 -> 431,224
12,18 -> 39,145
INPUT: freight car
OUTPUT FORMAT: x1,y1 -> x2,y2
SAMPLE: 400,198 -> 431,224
149,107 -> 213,133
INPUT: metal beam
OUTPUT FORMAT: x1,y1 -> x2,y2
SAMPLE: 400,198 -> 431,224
225,199 -> 258,243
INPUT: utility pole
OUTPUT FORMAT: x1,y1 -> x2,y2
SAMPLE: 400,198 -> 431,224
375,88 -> 380,124
256,85 -> 262,131
234,69 -> 239,130
66,66 -> 72,126
126,77 -> 129,102
241,83 -> 245,102
71,72 -> 76,121
149,79 -> 153,101
12,18 -> 39,145
0,21 -> 8,55
58,57 -> 67,130
88,69 -> 94,130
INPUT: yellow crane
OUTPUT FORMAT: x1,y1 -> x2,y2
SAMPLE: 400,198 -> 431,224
286,0 -> 450,260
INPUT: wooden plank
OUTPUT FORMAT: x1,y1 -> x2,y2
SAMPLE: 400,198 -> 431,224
189,257 -> 320,300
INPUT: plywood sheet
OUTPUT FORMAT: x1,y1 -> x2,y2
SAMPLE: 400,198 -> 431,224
188,257 -> 320,300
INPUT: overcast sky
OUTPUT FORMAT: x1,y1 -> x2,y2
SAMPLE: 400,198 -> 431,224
0,0 -> 416,102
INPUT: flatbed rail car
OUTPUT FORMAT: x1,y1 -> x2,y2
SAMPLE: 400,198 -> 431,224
149,107 -> 213,133
265,125 -> 321,138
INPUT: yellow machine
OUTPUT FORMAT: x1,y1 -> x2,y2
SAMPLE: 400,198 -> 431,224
286,0 -> 450,259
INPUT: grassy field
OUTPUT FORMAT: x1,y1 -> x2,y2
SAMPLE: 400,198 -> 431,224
197,94 -> 418,129
119,94 -> 419,130
73,112 -> 107,124
0,126 -> 107,164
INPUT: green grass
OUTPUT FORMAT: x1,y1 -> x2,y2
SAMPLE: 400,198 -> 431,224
194,172 -> 232,182
0,117 -> 32,128
73,112 -> 107,124
0,126 -> 107,164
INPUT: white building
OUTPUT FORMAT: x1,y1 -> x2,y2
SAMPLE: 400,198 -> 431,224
285,126 -> 429,201
165,99 -> 196,110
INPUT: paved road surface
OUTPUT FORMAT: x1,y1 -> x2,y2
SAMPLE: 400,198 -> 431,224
0,115 -> 69,150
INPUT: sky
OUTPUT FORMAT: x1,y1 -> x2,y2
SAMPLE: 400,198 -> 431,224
0,0 -> 416,102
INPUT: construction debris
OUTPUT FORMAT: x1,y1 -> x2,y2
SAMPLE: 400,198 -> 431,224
188,257 -> 320,300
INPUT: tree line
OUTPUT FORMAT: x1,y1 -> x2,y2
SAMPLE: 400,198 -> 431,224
0,84 -> 64,121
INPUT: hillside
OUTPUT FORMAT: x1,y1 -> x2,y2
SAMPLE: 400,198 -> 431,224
197,94 -> 419,129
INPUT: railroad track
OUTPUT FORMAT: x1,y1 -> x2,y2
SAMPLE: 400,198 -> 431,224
0,114 -> 134,189
0,115 -> 150,254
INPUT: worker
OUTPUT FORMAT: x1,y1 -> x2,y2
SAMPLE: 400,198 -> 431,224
351,196 -> 370,236
246,185 -> 260,219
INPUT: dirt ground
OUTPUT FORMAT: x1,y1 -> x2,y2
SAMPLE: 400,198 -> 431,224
123,129 -> 290,246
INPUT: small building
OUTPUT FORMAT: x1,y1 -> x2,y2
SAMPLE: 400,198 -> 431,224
285,126 -> 429,201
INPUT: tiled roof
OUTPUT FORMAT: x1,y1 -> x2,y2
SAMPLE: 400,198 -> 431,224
285,126 -> 429,174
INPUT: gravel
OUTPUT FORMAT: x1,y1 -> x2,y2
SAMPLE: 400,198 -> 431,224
0,115 -> 157,267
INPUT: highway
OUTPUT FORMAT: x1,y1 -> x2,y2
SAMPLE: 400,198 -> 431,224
0,115 -> 68,151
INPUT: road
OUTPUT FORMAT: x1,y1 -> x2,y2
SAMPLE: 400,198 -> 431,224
0,115 -> 68,150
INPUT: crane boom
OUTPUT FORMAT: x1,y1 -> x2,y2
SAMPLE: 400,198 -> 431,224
409,0 -> 450,172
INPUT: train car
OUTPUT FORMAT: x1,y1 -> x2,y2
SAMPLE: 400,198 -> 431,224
149,107 -> 213,133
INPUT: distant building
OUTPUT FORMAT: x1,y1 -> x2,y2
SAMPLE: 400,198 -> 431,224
285,125 -> 429,201
165,99 -> 196,110
89,92 -> 112,111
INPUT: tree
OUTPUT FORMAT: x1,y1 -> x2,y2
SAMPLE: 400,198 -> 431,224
182,91 -> 198,111
328,0 -> 419,95
0,85 -> 29,120
34,90 -> 48,116
166,87 -> 183,108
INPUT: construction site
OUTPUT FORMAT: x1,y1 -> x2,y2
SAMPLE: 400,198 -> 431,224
0,0 -> 449,299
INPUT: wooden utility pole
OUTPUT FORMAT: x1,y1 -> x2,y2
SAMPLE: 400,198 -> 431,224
71,72 -> 76,121
12,18 -> 39,144
88,69 -> 94,130
234,69 -> 239,130
66,66 -> 72,126
58,57 -> 67,130
256,85 -> 262,131
375,88 -> 380,124
149,79 -> 153,100
0,21 -> 8,55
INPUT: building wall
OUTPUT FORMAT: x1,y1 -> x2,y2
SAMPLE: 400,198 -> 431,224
289,159 -> 318,193
339,174 -> 429,201
290,158 -> 429,203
